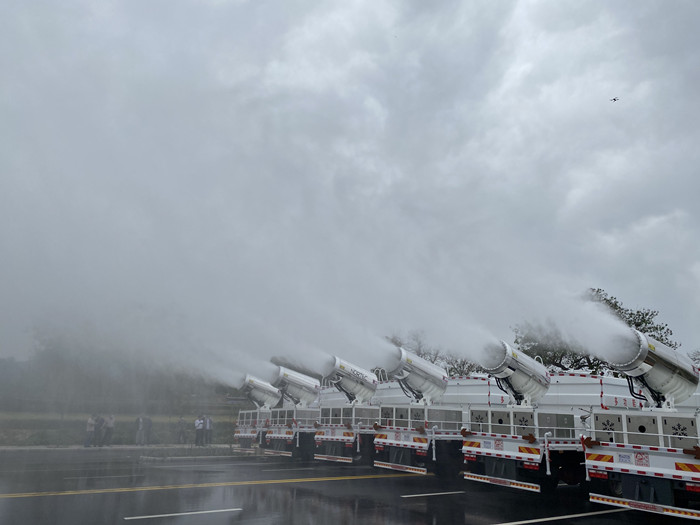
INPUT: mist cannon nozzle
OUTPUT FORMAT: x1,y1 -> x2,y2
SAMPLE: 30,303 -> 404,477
387,348 -> 448,403
325,357 -> 377,404
480,341 -> 550,405
273,366 -> 320,407
241,374 -> 283,409
606,329 -> 698,407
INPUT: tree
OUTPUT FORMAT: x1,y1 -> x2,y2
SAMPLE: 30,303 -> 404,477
512,320 -> 609,374
1,334 -> 243,415
587,288 -> 678,348
513,288 -> 680,374
443,353 -> 479,377
387,331 -> 442,364
386,331 -> 479,377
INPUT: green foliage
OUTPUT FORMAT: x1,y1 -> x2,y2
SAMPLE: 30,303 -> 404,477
587,288 -> 678,348
0,412 -> 239,446
512,320 -> 609,374
0,323 -> 250,416
513,288 -> 680,373
0,348 -> 245,416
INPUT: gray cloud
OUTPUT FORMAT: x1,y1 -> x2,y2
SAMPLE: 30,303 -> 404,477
1,1 -> 699,381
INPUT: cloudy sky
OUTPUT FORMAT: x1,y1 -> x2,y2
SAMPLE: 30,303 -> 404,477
1,1 -> 699,380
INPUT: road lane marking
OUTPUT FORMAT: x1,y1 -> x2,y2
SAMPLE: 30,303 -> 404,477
493,508 -> 630,525
64,475 -> 145,480
262,467 -> 317,471
124,508 -> 242,520
150,461 -> 291,469
401,491 -> 465,498
0,473 -> 422,499
3,466 -> 138,474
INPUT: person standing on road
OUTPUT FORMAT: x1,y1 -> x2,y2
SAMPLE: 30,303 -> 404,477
84,414 -> 96,447
103,415 -> 115,446
204,415 -> 213,446
195,415 -> 204,446
135,415 -> 146,446
144,416 -> 153,446
177,416 -> 187,444
94,414 -> 105,447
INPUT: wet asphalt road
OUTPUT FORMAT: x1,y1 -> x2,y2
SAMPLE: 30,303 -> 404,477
0,449 -> 692,524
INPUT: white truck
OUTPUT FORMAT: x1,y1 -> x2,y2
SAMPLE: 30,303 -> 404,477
234,369 -> 320,459
234,330 -> 700,519
372,332 -> 700,519
234,358 -> 404,463
582,330 -> 700,518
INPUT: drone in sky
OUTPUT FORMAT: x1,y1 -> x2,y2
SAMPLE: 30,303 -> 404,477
610,97 -> 620,102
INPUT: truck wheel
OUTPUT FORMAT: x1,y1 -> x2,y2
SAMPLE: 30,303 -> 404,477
608,479 -> 623,497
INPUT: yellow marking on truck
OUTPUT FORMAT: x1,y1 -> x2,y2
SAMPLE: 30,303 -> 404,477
518,447 -> 540,455
314,454 -> 353,463
590,493 -> 700,518
0,473 -> 423,500
585,453 -> 614,462
374,461 -> 427,475
464,472 -> 540,493
675,462 -> 700,473
494,508 -> 629,524
664,508 -> 700,518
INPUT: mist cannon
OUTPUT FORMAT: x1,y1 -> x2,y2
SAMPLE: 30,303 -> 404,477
387,347 -> 448,403
480,341 -> 551,405
273,366 -> 320,407
607,329 -> 698,407
241,374 -> 283,409
325,357 -> 378,404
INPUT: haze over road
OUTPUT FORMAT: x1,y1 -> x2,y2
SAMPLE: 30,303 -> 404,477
0,450 -> 672,524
